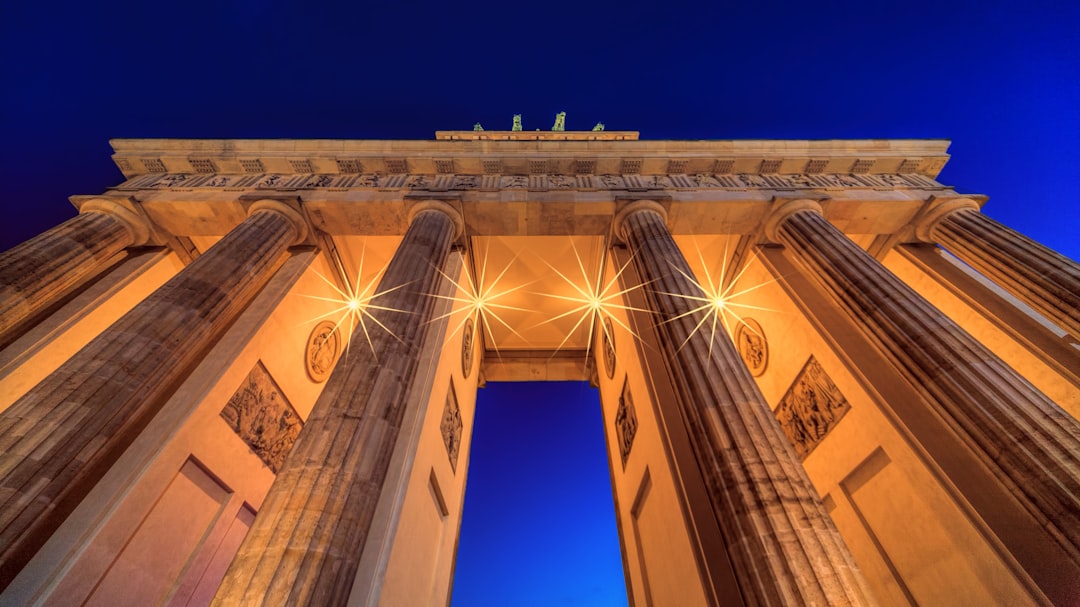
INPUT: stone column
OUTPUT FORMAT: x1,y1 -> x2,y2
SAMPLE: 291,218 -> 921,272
0,199 -> 151,344
915,199 -> 1080,338
768,200 -> 1080,567
615,201 -> 872,606
212,202 -> 461,607
0,201 -> 305,589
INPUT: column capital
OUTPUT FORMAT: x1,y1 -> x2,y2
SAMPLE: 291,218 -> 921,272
246,198 -> 309,245
913,197 -> 981,243
406,199 -> 464,239
613,199 -> 667,241
77,197 -> 152,246
763,198 -> 822,243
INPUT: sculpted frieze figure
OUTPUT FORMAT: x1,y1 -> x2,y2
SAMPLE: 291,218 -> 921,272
738,173 -> 768,187
453,175 -> 478,189
599,174 -> 623,188
153,174 -> 187,188
692,173 -> 719,187
257,175 -> 282,188
549,175 -> 574,188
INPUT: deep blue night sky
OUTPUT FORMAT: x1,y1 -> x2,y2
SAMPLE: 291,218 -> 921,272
452,382 -> 626,606
1,1 -> 1077,604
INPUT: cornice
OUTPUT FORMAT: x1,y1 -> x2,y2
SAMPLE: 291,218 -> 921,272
108,137 -> 951,181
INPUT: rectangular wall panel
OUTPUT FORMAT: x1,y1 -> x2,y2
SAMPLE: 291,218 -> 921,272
85,459 -> 229,607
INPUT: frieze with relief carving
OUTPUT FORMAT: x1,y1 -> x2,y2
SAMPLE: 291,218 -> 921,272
774,356 -> 850,460
119,171 -> 944,192
220,361 -> 303,473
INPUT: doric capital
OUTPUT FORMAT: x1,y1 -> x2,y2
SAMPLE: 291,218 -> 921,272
613,199 -> 668,241
913,197 -> 981,243
246,198 -> 309,245
78,197 -> 152,246
763,199 -> 823,243
406,199 -> 464,239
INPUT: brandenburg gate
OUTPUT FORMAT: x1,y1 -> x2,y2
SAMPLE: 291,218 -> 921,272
1,129 -> 1078,606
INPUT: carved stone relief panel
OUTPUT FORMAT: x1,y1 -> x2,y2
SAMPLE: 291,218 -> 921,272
615,376 -> 638,467
441,379 -> 463,473
734,318 -> 768,377
602,317 -> 616,379
305,321 -> 340,383
461,317 -> 475,379
220,361 -> 304,473
774,355 -> 850,459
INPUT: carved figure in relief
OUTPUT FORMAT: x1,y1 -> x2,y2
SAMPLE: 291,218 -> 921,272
309,175 -> 334,187
206,176 -> 229,187
258,175 -> 282,188
221,363 -> 303,473
552,111 -> 566,131
461,318 -> 474,378
600,175 -> 622,188
649,175 -> 671,188
615,380 -> 637,466
441,387 -> 463,472
822,174 -> 861,187
878,174 -> 906,186
774,356 -> 850,459
357,174 -> 379,187
692,173 -> 718,187
512,114 -> 523,131
742,330 -> 764,368
405,175 -> 429,188
738,173 -> 767,187
454,175 -> 478,189
306,321 -> 339,382
549,175 -> 573,188
786,174 -> 816,187
501,175 -> 528,188
602,317 -> 616,379
153,174 -> 188,188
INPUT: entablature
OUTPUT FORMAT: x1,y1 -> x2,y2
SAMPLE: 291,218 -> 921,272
108,138 -> 951,180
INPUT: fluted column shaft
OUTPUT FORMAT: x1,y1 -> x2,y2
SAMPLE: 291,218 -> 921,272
776,207 -> 1080,562
0,207 -> 301,589
620,205 -> 871,606
212,208 -> 458,606
930,207 -> 1080,337
0,211 -> 138,343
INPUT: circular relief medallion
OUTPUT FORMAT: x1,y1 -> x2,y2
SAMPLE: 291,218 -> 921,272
305,321 -> 340,383
461,316 -> 475,378
602,317 -> 616,379
734,318 -> 768,377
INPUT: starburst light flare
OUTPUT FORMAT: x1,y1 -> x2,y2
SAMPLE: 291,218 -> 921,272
299,243 -> 415,361
659,236 -> 779,357
429,243 -> 535,358
533,241 -> 653,361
